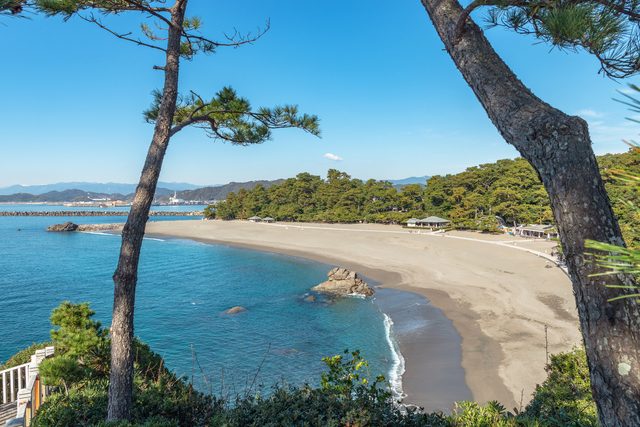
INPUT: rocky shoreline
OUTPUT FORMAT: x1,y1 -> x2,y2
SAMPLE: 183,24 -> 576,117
1,211 -> 203,217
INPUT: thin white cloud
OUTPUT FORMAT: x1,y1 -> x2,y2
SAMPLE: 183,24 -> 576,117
618,87 -> 638,96
577,109 -> 604,119
323,153 -> 344,161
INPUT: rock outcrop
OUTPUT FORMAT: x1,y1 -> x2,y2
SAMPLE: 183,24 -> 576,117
311,268 -> 374,297
46,221 -> 78,232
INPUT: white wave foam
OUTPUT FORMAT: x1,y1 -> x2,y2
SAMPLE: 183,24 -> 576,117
383,313 -> 406,400
346,292 -> 367,299
83,231 -> 165,243
83,231 -> 118,236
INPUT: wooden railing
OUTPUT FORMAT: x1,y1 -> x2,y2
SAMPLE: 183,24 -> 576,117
2,347 -> 54,427
1,363 -> 30,405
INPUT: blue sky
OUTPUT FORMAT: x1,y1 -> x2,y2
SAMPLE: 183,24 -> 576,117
1,0 -> 639,187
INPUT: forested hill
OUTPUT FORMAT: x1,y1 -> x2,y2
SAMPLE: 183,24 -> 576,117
170,180 -> 286,202
210,151 -> 640,247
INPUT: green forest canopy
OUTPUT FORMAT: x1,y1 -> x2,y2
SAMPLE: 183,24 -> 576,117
207,150 -> 640,247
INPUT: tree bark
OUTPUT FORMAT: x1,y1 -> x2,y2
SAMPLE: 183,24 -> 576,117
419,0 -> 640,425
107,0 -> 187,421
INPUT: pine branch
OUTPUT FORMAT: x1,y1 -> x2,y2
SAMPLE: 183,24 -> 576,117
183,19 -> 271,48
145,86 -> 320,144
455,0 -> 487,42
118,0 -> 173,28
478,0 -> 640,77
80,12 -> 168,52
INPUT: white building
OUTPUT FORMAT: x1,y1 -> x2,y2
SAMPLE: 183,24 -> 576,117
169,191 -> 185,205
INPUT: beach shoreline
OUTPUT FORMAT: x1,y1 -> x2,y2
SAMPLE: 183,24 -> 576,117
133,219 -> 581,411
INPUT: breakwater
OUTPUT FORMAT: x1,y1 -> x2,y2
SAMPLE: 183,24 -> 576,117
77,223 -> 124,231
0,211 -> 204,217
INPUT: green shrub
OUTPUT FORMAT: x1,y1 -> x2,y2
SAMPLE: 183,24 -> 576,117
32,337 -> 220,427
210,349 -> 446,427
444,401 -> 535,426
211,385 -> 448,427
320,349 -> 389,399
30,345 -> 599,427
523,348 -> 597,426
0,341 -> 55,370
91,415 -> 179,427
39,356 -> 89,394
32,377 -> 219,427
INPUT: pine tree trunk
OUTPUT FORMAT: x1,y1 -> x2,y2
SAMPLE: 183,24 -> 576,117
107,1 -> 187,421
419,0 -> 640,424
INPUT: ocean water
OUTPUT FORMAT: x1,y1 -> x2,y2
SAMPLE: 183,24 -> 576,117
0,207 -> 403,396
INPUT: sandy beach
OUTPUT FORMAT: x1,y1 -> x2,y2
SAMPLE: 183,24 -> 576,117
139,219 -> 582,411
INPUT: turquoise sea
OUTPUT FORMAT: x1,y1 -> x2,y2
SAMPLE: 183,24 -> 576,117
0,205 -> 404,396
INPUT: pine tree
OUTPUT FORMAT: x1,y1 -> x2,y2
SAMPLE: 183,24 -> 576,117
419,0 -> 640,423
33,1 -> 320,420
49,301 -> 107,360
38,301 -> 106,395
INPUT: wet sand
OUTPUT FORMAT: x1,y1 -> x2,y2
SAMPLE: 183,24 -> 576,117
137,219 -> 582,411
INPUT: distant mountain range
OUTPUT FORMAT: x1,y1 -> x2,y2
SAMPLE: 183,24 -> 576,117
0,175 -> 430,203
0,189 -> 134,203
0,180 -> 287,203
0,181 -> 209,196
387,176 -> 430,186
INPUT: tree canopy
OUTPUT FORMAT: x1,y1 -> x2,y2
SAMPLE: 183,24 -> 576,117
209,151 -> 640,246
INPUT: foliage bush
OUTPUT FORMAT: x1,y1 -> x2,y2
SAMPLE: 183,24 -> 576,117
210,350 -> 446,427
32,346 -> 220,427
0,341 -> 55,370
25,329 -> 597,426
39,355 -> 88,394
524,348 -> 597,426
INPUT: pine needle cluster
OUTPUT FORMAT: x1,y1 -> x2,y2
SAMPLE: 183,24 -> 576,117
143,86 -> 320,145
49,301 -> 108,359
471,0 -> 640,77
